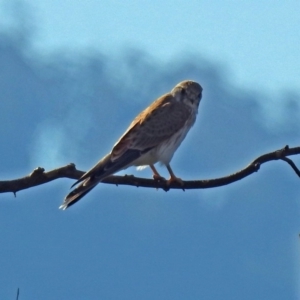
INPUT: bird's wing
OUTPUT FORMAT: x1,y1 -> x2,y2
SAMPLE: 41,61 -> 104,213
111,93 -> 191,161
70,148 -> 143,189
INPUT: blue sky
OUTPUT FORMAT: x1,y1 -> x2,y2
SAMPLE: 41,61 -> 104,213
1,0 -> 299,93
0,1 -> 299,299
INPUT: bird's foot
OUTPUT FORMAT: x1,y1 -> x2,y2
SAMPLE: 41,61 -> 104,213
153,174 -> 167,182
166,176 -> 184,186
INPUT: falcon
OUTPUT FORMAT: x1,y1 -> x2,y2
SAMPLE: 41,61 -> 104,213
60,80 -> 203,209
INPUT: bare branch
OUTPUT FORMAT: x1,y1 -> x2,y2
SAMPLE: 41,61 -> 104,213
0,145 -> 299,196
280,157 -> 300,177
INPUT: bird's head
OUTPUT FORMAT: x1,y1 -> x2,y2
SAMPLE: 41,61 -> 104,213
171,80 -> 203,110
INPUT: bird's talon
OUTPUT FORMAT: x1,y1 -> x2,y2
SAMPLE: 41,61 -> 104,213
166,177 -> 184,186
153,174 -> 166,182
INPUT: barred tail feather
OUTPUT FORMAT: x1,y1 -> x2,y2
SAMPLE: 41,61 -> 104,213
60,149 -> 146,210
59,180 -> 97,210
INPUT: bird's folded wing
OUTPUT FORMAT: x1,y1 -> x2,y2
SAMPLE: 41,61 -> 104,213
111,94 -> 191,161
71,149 -> 146,188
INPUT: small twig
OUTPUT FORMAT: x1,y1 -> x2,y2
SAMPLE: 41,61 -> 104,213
280,157 -> 300,177
16,288 -> 19,300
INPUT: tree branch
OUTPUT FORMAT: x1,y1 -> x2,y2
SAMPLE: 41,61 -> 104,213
1,145 -> 299,196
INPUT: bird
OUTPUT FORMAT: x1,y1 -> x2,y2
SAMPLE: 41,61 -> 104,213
59,80 -> 203,210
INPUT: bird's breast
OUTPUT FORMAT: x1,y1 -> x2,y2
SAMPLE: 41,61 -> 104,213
133,112 -> 196,167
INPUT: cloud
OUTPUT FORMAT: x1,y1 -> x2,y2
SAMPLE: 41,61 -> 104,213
30,120 -> 67,169
254,89 -> 300,134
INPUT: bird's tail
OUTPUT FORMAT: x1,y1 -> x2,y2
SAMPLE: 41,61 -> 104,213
59,179 -> 98,210
59,154 -> 113,210
60,149 -> 144,210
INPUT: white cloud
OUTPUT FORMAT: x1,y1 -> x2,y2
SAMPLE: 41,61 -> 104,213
30,120 -> 67,169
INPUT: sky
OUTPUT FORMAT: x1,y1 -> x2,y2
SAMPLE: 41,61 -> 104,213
0,0 -> 299,299
1,0 -> 299,94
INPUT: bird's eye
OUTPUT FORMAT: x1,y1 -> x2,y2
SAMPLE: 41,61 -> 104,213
181,88 -> 186,96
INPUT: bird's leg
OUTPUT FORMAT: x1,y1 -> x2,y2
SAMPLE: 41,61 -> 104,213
166,164 -> 184,186
150,165 -> 166,181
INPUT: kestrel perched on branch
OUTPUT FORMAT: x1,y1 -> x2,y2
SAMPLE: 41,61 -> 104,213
60,80 -> 203,209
